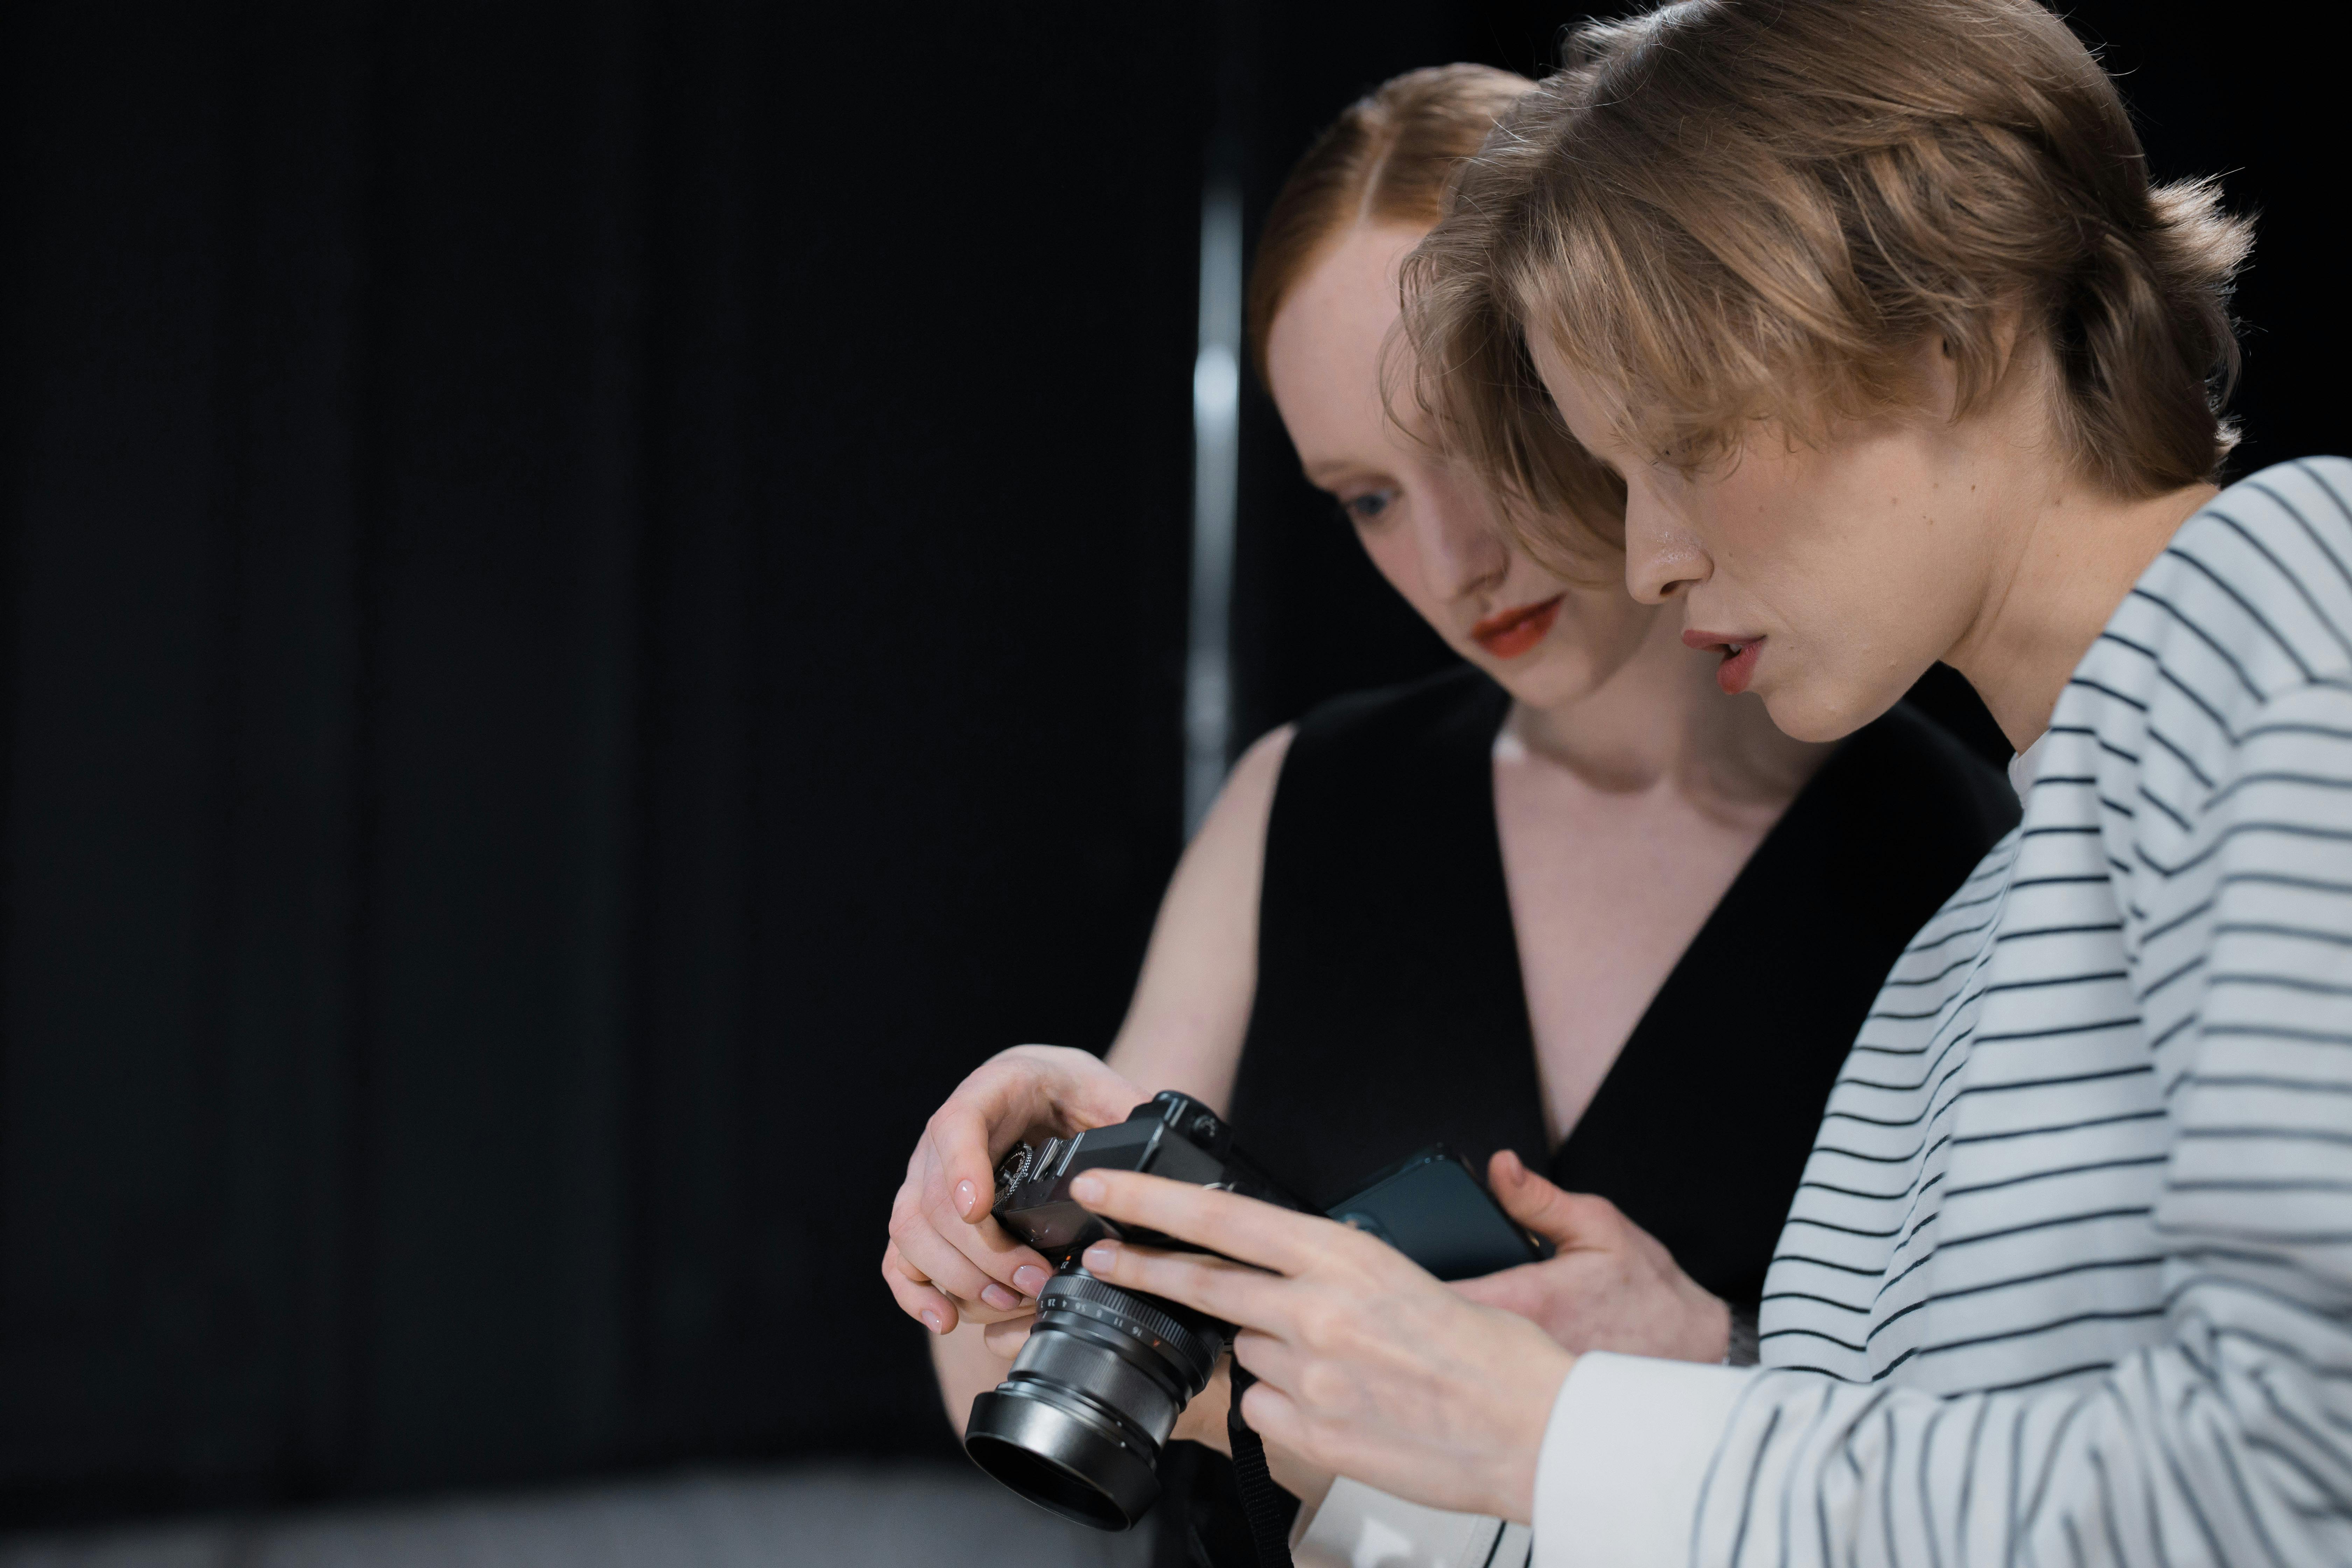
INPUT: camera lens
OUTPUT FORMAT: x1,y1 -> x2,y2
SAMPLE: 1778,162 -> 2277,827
963,1270 -> 1224,1530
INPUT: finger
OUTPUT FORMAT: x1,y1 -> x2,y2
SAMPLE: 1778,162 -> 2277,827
892,1216 -> 1028,1319
1226,1326 -> 1305,1394
925,1075 -> 1050,1225
912,1142 -> 1054,1298
1232,1373 -> 1308,1456
1448,1264 -> 1546,1316
1486,1150 -> 1619,1250
881,1242 -> 960,1335
930,1049 -> 1147,1224
1077,1236 -> 1293,1331
1070,1169 -> 1349,1278
983,1313 -> 1035,1362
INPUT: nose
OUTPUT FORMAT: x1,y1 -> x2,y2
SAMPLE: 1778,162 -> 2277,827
1623,497 -> 1709,606
1412,474 -> 1511,603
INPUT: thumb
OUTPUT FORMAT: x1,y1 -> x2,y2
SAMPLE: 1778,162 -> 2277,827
1488,1148 -> 1619,1250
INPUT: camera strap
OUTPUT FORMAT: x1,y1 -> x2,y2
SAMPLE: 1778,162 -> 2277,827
1224,1364 -> 1296,1568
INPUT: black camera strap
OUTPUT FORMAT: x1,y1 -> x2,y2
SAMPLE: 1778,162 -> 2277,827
1224,1364 -> 1295,1568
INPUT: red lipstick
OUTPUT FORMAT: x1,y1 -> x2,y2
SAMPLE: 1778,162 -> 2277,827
1471,595 -> 1565,659
1682,629 -> 1764,695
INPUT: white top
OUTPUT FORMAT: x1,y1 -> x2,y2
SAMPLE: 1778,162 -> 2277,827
1534,457 -> 2352,1565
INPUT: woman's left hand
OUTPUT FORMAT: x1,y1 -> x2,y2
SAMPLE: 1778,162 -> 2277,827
1068,1168 -> 1574,1526
1454,1149 -> 1731,1362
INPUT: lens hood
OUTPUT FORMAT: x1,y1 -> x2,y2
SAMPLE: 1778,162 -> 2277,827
965,1382 -> 1160,1529
964,1270 -> 1225,1530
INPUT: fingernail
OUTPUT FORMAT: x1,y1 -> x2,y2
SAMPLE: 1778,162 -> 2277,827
920,1308 -> 946,1334
1070,1173 -> 1106,1203
955,1179 -> 980,1218
981,1283 -> 1021,1311
1082,1241 -> 1118,1273
1012,1265 -> 1049,1296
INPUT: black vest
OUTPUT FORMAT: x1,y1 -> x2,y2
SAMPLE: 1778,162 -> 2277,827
1228,665 -> 2018,1307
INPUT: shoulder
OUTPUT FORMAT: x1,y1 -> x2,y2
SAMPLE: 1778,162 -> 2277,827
1258,664 -> 1505,872
1215,723 -> 1296,824
2041,458 -> 2352,835
1180,723 -> 1294,880
2116,457 -> 2352,699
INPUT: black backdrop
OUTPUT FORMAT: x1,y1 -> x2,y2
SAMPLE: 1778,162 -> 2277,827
0,0 -> 2342,1532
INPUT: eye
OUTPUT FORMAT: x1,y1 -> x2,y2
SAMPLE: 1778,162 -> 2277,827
1338,489 -> 1398,527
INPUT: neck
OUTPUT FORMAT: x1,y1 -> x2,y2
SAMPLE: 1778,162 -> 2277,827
1509,610 -> 1828,807
1945,473 -> 2217,754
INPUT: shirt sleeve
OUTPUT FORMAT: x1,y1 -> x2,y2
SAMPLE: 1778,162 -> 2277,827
1534,682 -> 2352,1565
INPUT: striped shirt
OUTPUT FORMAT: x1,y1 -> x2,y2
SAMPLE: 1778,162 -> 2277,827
1536,457 -> 2352,1567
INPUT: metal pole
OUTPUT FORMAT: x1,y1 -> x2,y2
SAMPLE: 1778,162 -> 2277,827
1184,182 -> 1243,837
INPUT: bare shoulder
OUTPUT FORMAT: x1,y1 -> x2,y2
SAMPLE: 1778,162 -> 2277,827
1206,723 -> 1296,843
1106,724 -> 1297,1110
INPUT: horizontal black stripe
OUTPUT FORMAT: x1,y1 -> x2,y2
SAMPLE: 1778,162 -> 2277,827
1933,1205 -> 2154,1252
1860,1255 -> 2166,1341
1906,1306 -> 2166,1364
1968,1359 -> 2124,1395
2213,920 -> 2352,948
2210,769 -> 2352,806
2178,1125 -> 2352,1148
1810,1130 -> 1955,1166
2208,969 -> 2352,997
2202,1025 -> 2352,1048
1947,1107 -> 2166,1147
1992,922 -> 2125,942
1944,1154 -> 2169,1201
2221,870 -> 2352,897
1758,1325 -> 1868,1352
2178,1072 -> 2352,1096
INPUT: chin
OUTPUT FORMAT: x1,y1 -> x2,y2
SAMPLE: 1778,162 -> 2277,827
1758,680 -> 1891,744
1490,652 -> 1606,709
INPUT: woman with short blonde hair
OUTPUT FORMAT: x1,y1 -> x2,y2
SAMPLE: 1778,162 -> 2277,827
1044,4 -> 2352,1564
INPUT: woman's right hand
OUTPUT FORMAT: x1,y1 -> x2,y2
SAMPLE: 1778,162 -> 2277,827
883,1044 -> 1148,1335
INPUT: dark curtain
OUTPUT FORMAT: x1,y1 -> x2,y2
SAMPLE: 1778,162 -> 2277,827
0,0 -> 1203,1524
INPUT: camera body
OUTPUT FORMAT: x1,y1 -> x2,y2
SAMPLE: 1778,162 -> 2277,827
988,1089 -> 1304,1262
963,1090 -> 1539,1531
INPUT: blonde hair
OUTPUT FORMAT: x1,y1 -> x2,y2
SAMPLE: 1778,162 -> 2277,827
1408,0 -> 2251,529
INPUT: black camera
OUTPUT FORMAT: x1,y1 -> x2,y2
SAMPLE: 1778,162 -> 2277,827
962,1091 -> 1540,1531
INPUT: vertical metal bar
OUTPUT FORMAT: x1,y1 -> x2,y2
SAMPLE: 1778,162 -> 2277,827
1185,181 -> 1243,836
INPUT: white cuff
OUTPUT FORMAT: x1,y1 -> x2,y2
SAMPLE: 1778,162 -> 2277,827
1294,1476 -> 1530,1568
1531,1351 -> 1754,1568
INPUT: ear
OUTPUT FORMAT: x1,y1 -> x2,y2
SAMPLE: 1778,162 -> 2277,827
1908,329 -> 1968,425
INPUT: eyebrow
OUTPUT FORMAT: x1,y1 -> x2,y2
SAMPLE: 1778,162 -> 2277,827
1301,461 -> 1378,490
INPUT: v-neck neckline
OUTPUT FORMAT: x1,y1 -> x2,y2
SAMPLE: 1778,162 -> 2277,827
1472,698 -> 1855,1166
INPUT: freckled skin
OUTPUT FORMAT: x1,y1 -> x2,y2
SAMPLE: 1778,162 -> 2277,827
1529,334 -> 2217,747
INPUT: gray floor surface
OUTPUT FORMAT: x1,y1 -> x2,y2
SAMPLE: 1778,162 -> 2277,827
0,1463 -> 1156,1568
